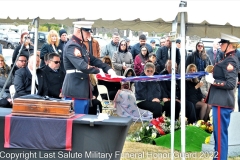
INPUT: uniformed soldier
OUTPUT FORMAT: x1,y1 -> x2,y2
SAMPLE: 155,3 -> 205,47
62,21 -> 116,114
205,33 -> 240,160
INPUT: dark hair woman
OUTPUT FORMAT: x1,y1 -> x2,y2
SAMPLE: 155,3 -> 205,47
134,45 -> 149,76
12,32 -> 34,65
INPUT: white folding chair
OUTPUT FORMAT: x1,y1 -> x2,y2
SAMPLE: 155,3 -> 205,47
132,100 -> 152,127
97,85 -> 116,115
9,85 -> 16,103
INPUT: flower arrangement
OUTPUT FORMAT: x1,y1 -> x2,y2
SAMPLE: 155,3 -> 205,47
194,120 -> 213,134
127,116 -> 181,144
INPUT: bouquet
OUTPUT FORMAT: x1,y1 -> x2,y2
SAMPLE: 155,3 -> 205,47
194,120 -> 213,133
127,116 -> 181,144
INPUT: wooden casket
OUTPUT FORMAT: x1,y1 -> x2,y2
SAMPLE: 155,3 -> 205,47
12,98 -> 74,118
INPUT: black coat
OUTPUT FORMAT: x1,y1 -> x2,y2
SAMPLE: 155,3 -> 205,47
186,51 -> 212,71
42,65 -> 65,98
206,50 -> 239,108
135,72 -> 166,101
156,46 -> 181,72
40,43 -> 58,67
160,69 -> 181,99
62,35 -> 111,99
57,39 -> 68,71
14,67 -> 48,98
12,45 -> 34,64
186,80 -> 204,105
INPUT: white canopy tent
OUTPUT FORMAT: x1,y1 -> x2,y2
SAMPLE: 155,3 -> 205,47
1,0 -> 240,37
0,1 -> 239,159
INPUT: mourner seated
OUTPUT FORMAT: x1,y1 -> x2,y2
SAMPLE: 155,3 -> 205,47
88,74 -> 103,115
160,60 -> 197,123
14,54 -> 48,98
135,62 -> 165,118
0,55 -> 13,108
99,56 -> 121,100
42,53 -> 65,99
186,64 -> 211,121
114,81 -> 152,120
12,55 -> 28,77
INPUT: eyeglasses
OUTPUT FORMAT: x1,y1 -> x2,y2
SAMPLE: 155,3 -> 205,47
141,50 -> 147,51
146,70 -> 154,73
18,60 -> 27,63
24,36 -> 31,39
51,60 -> 61,64
197,45 -> 204,48
120,44 -> 126,46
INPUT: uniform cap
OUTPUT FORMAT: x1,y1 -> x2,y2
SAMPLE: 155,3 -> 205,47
218,33 -> 240,43
73,21 -> 94,33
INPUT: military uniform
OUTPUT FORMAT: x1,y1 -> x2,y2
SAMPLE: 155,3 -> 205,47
62,35 -> 111,113
205,33 -> 240,160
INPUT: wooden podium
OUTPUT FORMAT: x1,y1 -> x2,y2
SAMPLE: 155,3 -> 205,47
12,98 -> 74,118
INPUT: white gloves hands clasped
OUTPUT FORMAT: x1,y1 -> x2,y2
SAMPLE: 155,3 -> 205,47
107,69 -> 117,78
99,68 -> 106,77
205,73 -> 215,84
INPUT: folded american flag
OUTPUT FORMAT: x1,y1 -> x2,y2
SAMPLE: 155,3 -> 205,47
4,114 -> 83,150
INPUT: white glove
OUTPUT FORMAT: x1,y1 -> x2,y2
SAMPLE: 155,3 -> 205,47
99,68 -> 106,77
107,69 -> 117,78
205,73 -> 215,84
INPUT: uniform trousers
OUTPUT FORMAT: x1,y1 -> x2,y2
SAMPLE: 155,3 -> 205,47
65,97 -> 89,114
212,106 -> 232,160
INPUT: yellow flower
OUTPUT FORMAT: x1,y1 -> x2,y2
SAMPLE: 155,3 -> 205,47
205,136 -> 210,144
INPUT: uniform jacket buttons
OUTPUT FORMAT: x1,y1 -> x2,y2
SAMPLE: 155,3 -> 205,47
81,78 -> 83,79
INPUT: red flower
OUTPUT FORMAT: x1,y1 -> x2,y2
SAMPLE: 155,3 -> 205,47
156,126 -> 165,135
158,116 -> 165,123
151,119 -> 160,126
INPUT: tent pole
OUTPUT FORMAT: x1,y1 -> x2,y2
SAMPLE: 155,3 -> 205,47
180,1 -> 187,160
31,17 -> 39,94
170,16 -> 178,160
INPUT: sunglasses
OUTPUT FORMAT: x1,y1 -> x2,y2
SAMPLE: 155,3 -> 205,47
120,44 -> 126,46
51,60 -> 61,64
18,60 -> 27,63
146,70 -> 154,73
24,36 -> 31,39
141,50 -> 147,51
197,45 -> 204,47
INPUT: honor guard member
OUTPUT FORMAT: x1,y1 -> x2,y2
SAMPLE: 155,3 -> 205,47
62,21 -> 116,114
205,33 -> 240,160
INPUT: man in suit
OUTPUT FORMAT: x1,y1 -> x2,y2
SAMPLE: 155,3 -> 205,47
206,38 -> 223,65
156,36 -> 181,72
12,55 -> 28,77
42,53 -> 65,99
14,54 -> 48,98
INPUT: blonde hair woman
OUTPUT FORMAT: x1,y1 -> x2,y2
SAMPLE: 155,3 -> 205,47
88,74 -> 102,115
200,65 -> 214,97
40,30 -> 60,67
186,64 -> 211,122
0,55 -> 13,107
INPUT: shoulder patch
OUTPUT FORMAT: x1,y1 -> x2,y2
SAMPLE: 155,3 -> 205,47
74,48 -> 82,57
227,63 -> 234,71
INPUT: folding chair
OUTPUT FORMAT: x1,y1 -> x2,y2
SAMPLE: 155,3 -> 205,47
97,85 -> 116,115
132,100 -> 152,127
9,85 -> 16,103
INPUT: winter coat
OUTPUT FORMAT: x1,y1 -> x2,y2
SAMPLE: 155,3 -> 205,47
112,51 -> 133,76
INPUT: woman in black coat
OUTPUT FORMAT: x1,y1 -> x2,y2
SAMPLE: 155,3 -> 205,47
88,74 -> 103,115
40,30 -> 59,67
186,64 -> 211,121
12,32 -> 34,64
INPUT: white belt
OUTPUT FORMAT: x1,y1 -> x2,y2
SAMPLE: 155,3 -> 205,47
66,69 -> 83,74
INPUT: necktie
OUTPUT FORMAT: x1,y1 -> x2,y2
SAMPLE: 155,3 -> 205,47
213,50 -> 217,60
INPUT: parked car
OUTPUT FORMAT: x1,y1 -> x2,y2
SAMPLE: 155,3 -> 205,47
0,32 -> 20,49
29,31 -> 48,50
